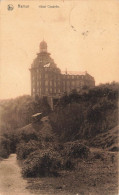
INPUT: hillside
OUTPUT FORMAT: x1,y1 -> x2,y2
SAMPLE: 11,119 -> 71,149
49,82 -> 118,141
88,125 -> 119,151
0,82 -> 118,194
14,119 -> 118,195
0,95 -> 51,135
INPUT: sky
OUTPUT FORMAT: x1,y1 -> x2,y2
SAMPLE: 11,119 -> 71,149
0,0 -> 119,99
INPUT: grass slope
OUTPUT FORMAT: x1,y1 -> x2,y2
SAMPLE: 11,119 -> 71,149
88,126 -> 119,151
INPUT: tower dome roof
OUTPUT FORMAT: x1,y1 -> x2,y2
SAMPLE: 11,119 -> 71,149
40,40 -> 47,49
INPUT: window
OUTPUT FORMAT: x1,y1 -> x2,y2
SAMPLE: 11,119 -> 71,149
54,82 -> 56,87
45,81 -> 48,86
46,88 -> 48,92
33,82 -> 35,87
66,87 -> 70,93
76,80 -> 79,85
71,81 -> 75,86
45,73 -> 48,79
37,81 -> 39,86
50,88 -> 52,92
50,81 -> 52,86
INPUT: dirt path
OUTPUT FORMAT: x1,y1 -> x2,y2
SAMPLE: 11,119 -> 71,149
0,154 -> 35,195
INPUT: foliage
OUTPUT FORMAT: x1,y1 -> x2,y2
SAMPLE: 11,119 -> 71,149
17,128 -> 38,143
2,130 -> 19,153
0,95 -> 51,135
88,126 -> 119,151
16,140 -> 42,160
0,95 -> 51,159
0,136 -> 11,158
0,82 -> 118,179
49,82 -> 118,141
22,149 -> 63,177
63,141 -> 90,159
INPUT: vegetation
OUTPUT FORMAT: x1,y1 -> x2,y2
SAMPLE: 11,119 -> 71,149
0,136 -> 11,158
63,141 -> 90,159
16,140 -> 41,160
49,82 -> 118,141
0,95 -> 51,158
0,82 -> 118,179
22,149 -> 62,177
88,126 -> 119,151
0,95 -> 51,135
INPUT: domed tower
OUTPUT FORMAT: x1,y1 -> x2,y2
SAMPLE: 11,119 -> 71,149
40,40 -> 47,53
30,40 -> 62,99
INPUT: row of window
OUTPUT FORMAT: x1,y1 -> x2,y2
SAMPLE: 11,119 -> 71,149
33,87 -> 60,93
63,80 -> 84,86
32,74 -> 61,81
32,81 -> 61,87
32,73 -> 85,81
33,85 -> 82,93
62,75 -> 84,79
32,80 -> 83,86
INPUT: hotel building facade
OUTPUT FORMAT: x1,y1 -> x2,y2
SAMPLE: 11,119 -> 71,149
30,41 -> 95,99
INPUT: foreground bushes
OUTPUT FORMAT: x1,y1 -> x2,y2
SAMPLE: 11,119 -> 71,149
22,149 -> 63,177
21,141 -> 90,178
16,140 -> 42,160
63,141 -> 90,159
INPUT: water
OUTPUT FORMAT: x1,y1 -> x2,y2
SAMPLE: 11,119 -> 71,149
0,154 -> 34,195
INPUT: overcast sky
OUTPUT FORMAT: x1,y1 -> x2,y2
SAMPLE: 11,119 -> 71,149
0,0 -> 119,99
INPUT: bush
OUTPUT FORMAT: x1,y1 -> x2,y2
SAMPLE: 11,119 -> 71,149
3,131 -> 18,153
62,158 -> 74,170
17,128 -> 38,143
93,152 -> 104,161
16,140 -> 41,160
63,141 -> 90,159
109,146 -> 119,152
0,136 -> 11,158
22,149 -> 63,177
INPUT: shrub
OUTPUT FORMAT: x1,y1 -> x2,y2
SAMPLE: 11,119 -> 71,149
44,135 -> 54,142
16,140 -> 41,160
63,141 -> 90,159
62,158 -> 74,170
17,128 -> 38,143
93,152 -> 104,161
22,149 -> 63,177
0,136 -> 11,158
109,146 -> 119,152
3,131 -> 18,153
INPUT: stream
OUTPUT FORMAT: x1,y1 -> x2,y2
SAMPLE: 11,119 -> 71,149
0,154 -> 34,195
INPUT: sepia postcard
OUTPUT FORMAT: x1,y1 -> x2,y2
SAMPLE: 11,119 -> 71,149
0,0 -> 119,195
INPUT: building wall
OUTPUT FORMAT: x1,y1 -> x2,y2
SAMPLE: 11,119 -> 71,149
30,41 -> 95,98
30,67 -> 95,98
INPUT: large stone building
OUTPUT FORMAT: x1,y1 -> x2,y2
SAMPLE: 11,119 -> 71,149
30,40 -> 95,102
